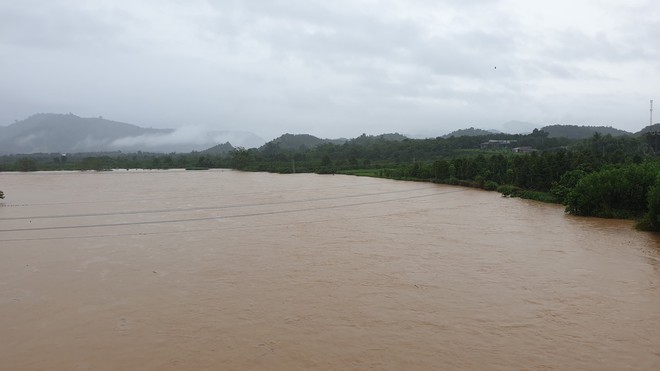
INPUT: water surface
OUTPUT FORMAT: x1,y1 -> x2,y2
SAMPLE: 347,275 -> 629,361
1,170 -> 659,370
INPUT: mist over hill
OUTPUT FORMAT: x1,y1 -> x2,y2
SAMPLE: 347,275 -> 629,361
0,113 -> 264,154
260,133 -> 407,151
0,113 -> 169,154
3,113 -> 655,156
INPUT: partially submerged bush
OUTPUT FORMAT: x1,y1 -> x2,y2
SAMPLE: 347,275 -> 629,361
497,184 -> 522,197
484,181 -> 498,191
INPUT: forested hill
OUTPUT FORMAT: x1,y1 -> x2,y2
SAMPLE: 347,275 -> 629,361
261,133 -> 347,150
540,125 -> 632,139
262,132 -> 409,152
0,113 -> 171,154
201,142 -> 235,155
443,127 -> 497,137
348,133 -> 407,144
636,124 -> 660,135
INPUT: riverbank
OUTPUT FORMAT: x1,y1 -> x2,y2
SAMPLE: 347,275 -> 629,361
337,165 -> 660,232
337,168 -> 561,203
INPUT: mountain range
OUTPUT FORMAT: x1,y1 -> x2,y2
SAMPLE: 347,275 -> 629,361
0,113 -> 264,154
1,113 -> 657,155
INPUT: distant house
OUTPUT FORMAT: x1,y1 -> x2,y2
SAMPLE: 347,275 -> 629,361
480,139 -> 517,150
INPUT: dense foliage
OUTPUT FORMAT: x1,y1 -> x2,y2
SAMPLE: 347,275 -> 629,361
2,130 -> 660,231
564,163 -> 658,218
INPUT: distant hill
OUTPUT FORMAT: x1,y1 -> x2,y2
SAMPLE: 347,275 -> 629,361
261,133 -> 347,151
204,130 -> 264,149
443,127 -> 497,138
0,113 -> 263,154
348,133 -> 407,144
261,132 -> 407,151
540,125 -> 632,139
635,123 -> 660,136
0,113 -> 171,154
201,142 -> 235,155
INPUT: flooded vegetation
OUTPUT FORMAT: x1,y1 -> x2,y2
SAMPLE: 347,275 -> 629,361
1,170 -> 660,370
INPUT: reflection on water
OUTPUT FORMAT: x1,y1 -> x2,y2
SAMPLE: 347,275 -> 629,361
1,170 -> 659,370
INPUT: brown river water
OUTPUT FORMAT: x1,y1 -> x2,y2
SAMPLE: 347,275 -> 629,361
1,169 -> 660,370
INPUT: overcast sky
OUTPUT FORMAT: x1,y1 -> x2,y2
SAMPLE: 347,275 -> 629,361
1,0 -> 659,140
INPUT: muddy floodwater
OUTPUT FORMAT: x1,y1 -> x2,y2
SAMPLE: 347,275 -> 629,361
1,170 -> 660,370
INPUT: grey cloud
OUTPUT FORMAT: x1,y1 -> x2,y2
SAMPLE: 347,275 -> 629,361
0,0 -> 658,139
0,1 -> 123,50
109,126 -> 264,151
549,30 -> 654,63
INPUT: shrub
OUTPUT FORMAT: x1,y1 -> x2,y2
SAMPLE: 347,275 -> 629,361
565,163 -> 658,218
497,184 -> 522,197
484,181 -> 498,191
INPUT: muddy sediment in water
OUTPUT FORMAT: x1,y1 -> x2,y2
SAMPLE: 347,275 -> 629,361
1,170 -> 659,370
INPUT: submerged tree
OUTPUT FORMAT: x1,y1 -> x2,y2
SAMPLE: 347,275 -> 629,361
564,163 -> 658,218
643,176 -> 660,231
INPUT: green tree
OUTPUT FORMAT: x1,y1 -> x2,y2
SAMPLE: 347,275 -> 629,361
644,176 -> 660,230
230,148 -> 251,170
81,156 -> 113,171
432,159 -> 451,180
565,163 -> 657,218
320,154 -> 333,167
348,155 -> 358,167
196,156 -> 213,168
16,157 -> 37,172
550,169 -> 587,203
